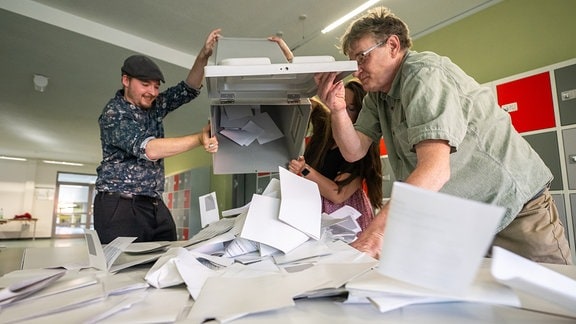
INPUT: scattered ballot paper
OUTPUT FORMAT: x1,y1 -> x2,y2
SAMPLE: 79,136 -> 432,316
378,182 -> 505,294
0,270 -> 66,306
491,246 -> 576,313
322,205 -> 362,242
85,229 -> 137,271
240,194 -> 310,254
278,166 -> 322,240
218,111 -> 284,146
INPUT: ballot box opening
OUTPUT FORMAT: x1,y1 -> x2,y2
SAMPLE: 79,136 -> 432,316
210,102 -> 310,174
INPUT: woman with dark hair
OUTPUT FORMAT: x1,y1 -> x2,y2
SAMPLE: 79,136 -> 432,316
268,35 -> 383,233
289,79 -> 383,233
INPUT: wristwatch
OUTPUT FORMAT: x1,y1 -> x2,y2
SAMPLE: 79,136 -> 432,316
301,167 -> 310,177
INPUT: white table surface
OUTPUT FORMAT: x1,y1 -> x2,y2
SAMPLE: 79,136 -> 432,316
3,244 -> 576,323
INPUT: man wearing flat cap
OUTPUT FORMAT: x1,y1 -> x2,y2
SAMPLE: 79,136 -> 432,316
94,29 -> 221,244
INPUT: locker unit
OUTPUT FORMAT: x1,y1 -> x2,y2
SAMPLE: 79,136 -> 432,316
555,63 -> 576,126
563,128 -> 576,190
489,59 -> 576,262
552,194 -> 568,241
523,132 -> 563,191
164,167 -> 211,239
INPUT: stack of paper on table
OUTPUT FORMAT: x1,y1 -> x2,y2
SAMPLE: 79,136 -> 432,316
0,269 -> 150,323
345,182 -> 576,317
139,166 -> 378,322
4,178 -> 576,323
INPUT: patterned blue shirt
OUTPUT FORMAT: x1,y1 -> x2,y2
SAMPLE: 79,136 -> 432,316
96,81 -> 201,197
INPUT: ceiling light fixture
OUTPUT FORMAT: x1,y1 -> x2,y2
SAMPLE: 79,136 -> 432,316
33,74 -> 49,92
321,0 -> 380,34
0,155 -> 28,161
42,160 -> 84,167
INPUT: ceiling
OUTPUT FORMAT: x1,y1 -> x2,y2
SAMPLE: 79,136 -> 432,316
0,0 -> 500,166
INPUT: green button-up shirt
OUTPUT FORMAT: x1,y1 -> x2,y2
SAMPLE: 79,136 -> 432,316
355,50 -> 552,230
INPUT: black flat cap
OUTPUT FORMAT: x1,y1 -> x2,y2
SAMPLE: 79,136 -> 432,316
121,55 -> 165,83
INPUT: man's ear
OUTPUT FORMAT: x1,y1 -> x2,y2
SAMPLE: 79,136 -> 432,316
121,74 -> 130,88
388,35 -> 402,58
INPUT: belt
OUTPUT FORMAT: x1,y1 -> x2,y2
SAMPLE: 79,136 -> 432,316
101,191 -> 160,203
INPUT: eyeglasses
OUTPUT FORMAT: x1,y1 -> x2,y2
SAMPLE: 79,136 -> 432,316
354,40 -> 385,65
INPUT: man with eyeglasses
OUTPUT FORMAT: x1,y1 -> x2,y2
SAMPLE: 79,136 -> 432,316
315,7 -> 571,264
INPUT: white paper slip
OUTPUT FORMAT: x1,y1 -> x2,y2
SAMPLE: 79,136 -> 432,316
84,292 -> 148,324
0,282 -> 106,323
187,274 -> 296,323
184,216 -> 237,246
0,269 -> 66,305
491,246 -> 576,313
278,166 -> 322,240
124,241 -> 171,254
379,182 -> 505,295
326,205 -> 361,220
85,229 -> 137,271
221,202 -> 250,217
16,273 -> 98,302
252,111 -> 284,144
240,193 -> 309,254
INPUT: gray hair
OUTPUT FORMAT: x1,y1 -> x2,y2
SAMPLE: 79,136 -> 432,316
340,6 -> 413,56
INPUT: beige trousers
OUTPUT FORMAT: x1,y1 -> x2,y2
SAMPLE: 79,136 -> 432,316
492,188 -> 572,265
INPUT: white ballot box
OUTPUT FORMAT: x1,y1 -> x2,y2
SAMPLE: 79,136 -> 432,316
205,37 -> 357,174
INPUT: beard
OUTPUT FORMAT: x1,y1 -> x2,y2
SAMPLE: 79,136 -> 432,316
125,88 -> 155,109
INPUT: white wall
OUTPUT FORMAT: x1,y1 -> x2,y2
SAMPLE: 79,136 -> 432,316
0,159 -> 97,239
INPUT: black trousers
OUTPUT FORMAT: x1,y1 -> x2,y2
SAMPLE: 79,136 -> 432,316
93,192 -> 177,244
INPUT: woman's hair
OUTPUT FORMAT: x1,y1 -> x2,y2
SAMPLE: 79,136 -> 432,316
304,81 -> 383,209
341,6 -> 412,56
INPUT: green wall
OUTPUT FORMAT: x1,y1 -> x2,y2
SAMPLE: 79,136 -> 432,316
412,0 -> 576,84
165,0 -> 576,211
165,145 -> 233,212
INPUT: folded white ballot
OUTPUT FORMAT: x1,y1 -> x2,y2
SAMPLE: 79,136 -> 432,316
378,182 -> 505,295
278,166 -> 321,240
0,269 -> 66,306
145,248 -> 188,288
238,166 -> 321,254
491,246 -> 576,313
85,229 -> 137,271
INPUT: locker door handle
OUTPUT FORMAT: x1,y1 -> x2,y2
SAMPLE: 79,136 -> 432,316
561,89 -> 576,101
569,155 -> 576,163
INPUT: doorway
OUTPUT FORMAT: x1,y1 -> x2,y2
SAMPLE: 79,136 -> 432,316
52,172 -> 97,238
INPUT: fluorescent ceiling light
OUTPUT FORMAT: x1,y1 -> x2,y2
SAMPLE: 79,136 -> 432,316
0,155 -> 27,161
322,0 -> 380,34
43,160 -> 84,166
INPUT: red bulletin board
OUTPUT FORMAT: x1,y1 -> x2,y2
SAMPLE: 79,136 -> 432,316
495,72 -> 556,133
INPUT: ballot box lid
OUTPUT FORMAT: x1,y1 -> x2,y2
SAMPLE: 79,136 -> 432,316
205,37 -> 357,103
